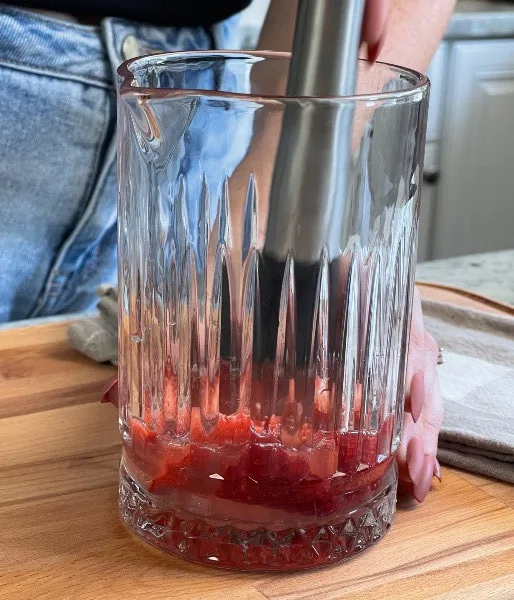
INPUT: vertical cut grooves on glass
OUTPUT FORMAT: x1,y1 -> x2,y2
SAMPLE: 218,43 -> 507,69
118,104 -> 133,433
340,249 -> 361,434
189,242 -> 201,410
276,253 -> 296,443
359,252 -> 384,466
207,244 -> 223,426
177,244 -> 193,439
382,233 -> 406,457
119,156 -> 422,461
171,176 -> 190,438
198,178 -> 212,428
242,173 -> 257,264
219,178 -> 238,415
392,223 -> 418,453
196,178 -> 209,379
363,252 -> 384,427
138,191 -> 149,425
240,173 -> 258,416
148,167 -> 164,431
163,237 -> 178,435
240,249 -> 257,416
310,246 -> 332,433
120,169 -> 417,466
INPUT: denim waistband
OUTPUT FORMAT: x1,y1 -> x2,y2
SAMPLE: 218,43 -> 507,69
0,5 -> 110,86
0,5 -> 222,89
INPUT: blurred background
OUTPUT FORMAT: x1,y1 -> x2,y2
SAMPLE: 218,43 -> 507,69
236,0 -> 514,278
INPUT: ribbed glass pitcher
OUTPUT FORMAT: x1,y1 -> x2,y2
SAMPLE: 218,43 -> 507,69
117,51 -> 429,571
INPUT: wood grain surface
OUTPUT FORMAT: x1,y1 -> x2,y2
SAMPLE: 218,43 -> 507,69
417,281 -> 514,316
0,286 -> 513,600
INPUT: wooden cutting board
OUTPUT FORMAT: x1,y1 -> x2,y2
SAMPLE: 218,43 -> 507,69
0,283 -> 512,600
417,281 -> 514,316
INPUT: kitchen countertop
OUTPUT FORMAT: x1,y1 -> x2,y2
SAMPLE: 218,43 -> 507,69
417,249 -> 514,305
447,1 -> 514,39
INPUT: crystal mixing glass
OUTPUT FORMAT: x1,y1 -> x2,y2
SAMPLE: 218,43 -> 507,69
117,25 -> 429,572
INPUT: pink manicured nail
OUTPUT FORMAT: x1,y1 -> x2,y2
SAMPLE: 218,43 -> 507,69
407,436 -> 425,485
433,458 -> 442,482
101,376 -> 119,407
409,371 -> 425,424
414,455 -> 435,503
367,31 -> 386,63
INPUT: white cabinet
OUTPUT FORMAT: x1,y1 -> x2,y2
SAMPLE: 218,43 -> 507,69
418,142 -> 439,262
426,43 -> 449,142
431,39 -> 514,259
418,44 -> 449,262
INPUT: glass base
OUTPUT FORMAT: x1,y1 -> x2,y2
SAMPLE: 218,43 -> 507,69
119,462 -> 397,571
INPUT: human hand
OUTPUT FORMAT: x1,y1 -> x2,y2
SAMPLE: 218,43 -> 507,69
397,287 -> 444,502
362,0 -> 390,62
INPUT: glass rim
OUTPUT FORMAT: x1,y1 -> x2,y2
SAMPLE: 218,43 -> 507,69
118,50 -> 429,104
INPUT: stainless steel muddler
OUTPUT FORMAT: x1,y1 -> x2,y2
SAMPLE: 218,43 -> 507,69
264,0 -> 365,263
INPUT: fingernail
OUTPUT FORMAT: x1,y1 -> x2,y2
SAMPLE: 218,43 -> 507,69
409,372 -> 425,424
101,376 -> 119,407
414,455 -> 435,503
407,436 -> 425,485
433,458 -> 442,482
367,32 -> 385,63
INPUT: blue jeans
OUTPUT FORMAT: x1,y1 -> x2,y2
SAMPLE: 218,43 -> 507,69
0,6 -> 241,322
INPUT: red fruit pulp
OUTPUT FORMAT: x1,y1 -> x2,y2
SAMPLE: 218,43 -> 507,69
121,367 -> 397,569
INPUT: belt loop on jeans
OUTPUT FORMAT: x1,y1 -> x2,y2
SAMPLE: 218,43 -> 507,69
101,18 -> 131,85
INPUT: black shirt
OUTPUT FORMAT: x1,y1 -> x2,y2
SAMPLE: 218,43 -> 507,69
13,1 -> 252,26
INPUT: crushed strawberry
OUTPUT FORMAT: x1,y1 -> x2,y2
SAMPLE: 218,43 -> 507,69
131,418 -> 157,450
125,372 -> 395,520
190,408 -> 251,445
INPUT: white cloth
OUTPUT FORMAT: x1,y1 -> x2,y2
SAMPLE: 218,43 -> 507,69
423,300 -> 514,483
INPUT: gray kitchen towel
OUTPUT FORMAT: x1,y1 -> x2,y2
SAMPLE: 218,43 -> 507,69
68,286 -> 118,365
422,300 -> 514,484
68,288 -> 514,483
